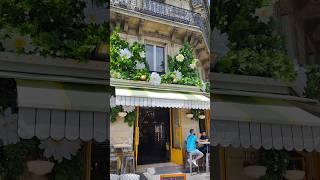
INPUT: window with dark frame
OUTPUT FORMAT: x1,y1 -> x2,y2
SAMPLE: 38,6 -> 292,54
145,44 -> 165,73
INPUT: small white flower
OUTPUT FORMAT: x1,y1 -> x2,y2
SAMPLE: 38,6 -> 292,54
176,54 -> 185,62
190,63 -> 197,69
139,51 -> 146,58
149,72 -> 161,86
2,31 -> 36,53
122,106 -> 135,113
111,71 -> 122,79
120,48 -> 132,59
39,139 -> 81,162
135,62 -> 146,70
110,95 -> 116,108
0,107 -> 19,146
254,5 -> 274,24
174,70 -> 182,80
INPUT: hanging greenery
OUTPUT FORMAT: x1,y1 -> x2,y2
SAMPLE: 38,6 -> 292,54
110,30 -> 150,81
213,0 -> 297,81
258,149 -> 289,180
111,106 -> 136,127
304,65 -> 320,101
0,0 -> 109,60
48,149 -> 84,180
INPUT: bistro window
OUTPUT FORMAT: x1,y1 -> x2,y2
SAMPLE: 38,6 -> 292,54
146,44 -> 165,73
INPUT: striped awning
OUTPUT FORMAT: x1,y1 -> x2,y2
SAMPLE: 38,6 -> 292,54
115,88 -> 210,109
16,80 -> 109,142
212,96 -> 320,152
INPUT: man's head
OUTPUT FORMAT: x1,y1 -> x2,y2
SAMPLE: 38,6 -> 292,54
190,129 -> 195,135
201,131 -> 206,136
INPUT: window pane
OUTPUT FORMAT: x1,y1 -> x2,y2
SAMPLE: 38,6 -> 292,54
156,46 -> 164,72
146,44 -> 154,71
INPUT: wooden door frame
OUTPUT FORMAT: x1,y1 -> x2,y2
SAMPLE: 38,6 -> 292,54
170,108 -> 183,165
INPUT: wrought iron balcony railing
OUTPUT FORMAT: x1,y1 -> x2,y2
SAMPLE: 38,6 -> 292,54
111,0 -> 210,48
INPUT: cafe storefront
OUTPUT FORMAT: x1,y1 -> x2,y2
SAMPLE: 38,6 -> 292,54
110,79 -> 210,175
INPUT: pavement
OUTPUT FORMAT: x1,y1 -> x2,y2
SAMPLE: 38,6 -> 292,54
137,163 -> 210,180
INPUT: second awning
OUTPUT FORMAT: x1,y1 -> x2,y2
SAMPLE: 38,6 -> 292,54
212,95 -> 320,152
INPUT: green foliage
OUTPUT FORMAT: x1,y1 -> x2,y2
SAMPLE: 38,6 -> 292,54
110,30 -> 150,80
0,0 -> 109,60
259,150 -> 289,180
191,109 -> 201,121
0,139 -> 38,180
305,65 -> 320,101
111,106 -> 136,127
49,149 -> 84,180
216,49 -> 297,81
125,111 -> 135,127
111,106 -> 122,123
213,0 -> 297,81
162,43 -> 202,87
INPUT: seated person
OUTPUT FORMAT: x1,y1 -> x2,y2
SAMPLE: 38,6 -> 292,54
198,131 -> 210,154
186,129 -> 204,167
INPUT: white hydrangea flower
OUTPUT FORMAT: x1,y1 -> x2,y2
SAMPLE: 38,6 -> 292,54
175,54 -> 185,62
135,62 -> 146,70
120,48 -> 132,59
2,30 -> 36,53
39,139 -> 81,162
122,106 -> 135,113
0,107 -> 19,146
174,70 -> 182,80
254,5 -> 274,24
190,63 -> 197,69
149,72 -> 161,86
139,51 -> 146,58
111,71 -> 122,79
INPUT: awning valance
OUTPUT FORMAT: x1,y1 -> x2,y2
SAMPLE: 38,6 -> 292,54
16,80 -> 109,142
212,96 -> 320,152
115,88 -> 210,109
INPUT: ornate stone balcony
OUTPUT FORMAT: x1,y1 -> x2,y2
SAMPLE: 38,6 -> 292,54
111,0 -> 210,47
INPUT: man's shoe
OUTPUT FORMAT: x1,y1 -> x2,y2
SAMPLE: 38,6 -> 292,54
192,160 -> 198,167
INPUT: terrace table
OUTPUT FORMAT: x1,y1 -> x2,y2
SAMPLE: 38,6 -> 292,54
199,141 -> 210,174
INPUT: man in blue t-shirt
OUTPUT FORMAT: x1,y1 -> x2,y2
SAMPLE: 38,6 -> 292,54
186,129 -> 204,167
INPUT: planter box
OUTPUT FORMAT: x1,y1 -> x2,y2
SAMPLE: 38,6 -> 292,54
111,78 -> 207,95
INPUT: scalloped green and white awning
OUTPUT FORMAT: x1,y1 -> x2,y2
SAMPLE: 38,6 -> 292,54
16,79 -> 109,142
114,88 -> 210,109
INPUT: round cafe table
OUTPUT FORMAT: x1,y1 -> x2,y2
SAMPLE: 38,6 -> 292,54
199,141 -> 210,174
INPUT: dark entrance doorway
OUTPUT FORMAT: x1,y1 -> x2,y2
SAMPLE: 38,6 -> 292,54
137,107 -> 170,165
